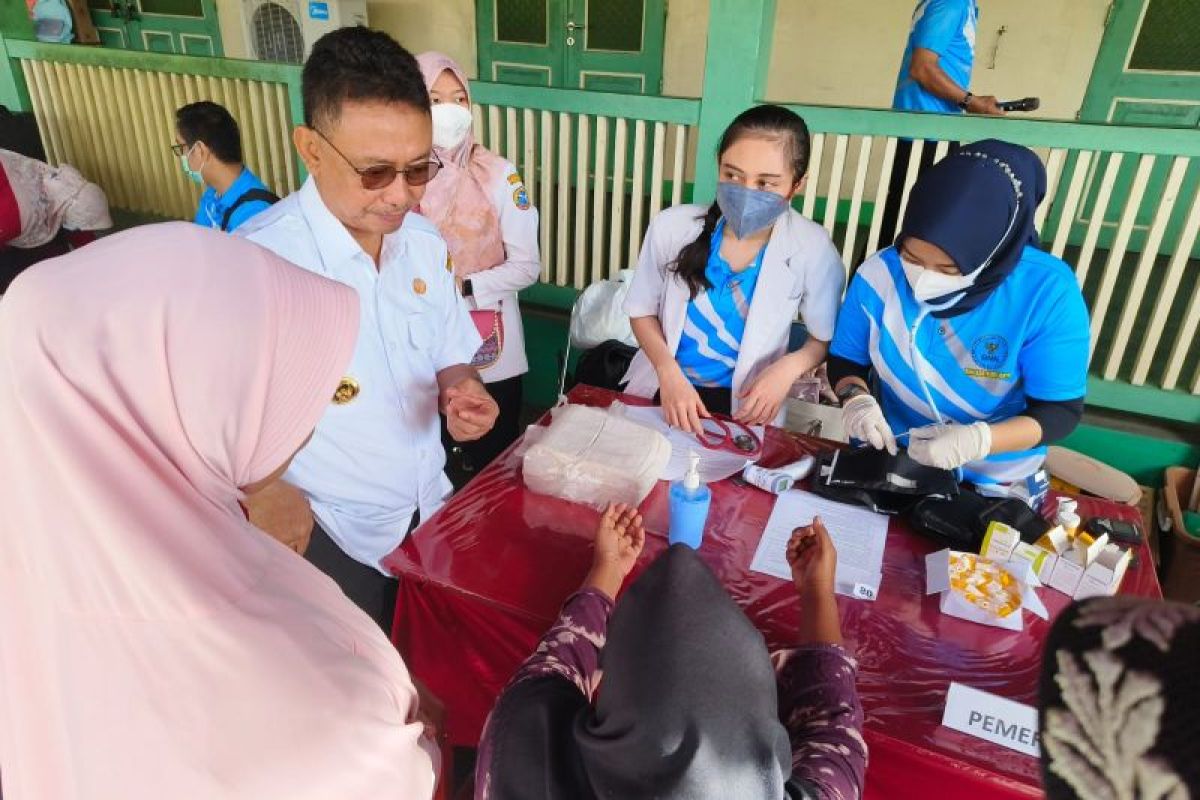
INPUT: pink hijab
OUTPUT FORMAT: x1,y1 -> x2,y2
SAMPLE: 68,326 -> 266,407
0,223 -> 438,799
415,51 -> 508,276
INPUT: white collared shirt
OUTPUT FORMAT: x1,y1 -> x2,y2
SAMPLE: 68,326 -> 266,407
239,178 -> 482,571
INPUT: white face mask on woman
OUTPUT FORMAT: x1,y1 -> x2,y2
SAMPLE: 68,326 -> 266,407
901,258 -> 977,303
431,103 -> 474,150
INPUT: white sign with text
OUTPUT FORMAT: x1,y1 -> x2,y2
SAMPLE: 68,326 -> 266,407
941,682 -> 1040,757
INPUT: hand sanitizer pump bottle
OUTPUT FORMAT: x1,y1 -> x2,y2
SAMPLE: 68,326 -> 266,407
668,451 -> 711,549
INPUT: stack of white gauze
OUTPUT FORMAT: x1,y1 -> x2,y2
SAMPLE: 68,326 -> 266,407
522,404 -> 672,509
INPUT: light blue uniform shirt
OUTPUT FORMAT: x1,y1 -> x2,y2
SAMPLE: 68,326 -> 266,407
830,246 -> 1089,485
893,0 -> 979,114
675,219 -> 766,388
194,167 -> 273,232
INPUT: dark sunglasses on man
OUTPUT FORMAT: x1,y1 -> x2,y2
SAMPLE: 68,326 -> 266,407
310,127 -> 443,190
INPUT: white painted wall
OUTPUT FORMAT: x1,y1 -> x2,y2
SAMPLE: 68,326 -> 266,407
366,0 -> 477,75
662,0 -> 709,97
215,0 -> 1108,122
214,0 -> 477,72
764,0 -> 1110,121
214,0 -> 245,59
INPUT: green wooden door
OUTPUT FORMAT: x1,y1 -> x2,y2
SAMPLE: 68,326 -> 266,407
477,0 -> 565,86
1067,0 -> 1200,254
568,0 -> 665,93
477,0 -> 665,94
89,0 -> 222,55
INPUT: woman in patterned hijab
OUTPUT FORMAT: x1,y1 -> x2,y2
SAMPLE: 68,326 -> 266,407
1038,595 -> 1199,799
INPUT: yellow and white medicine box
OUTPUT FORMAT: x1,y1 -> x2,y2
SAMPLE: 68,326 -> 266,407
1035,525 -> 1071,555
925,549 -> 1049,631
1031,525 -> 1070,581
1010,541 -> 1054,582
980,521 -> 1021,562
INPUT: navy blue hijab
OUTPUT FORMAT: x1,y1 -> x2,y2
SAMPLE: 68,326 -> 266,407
897,139 -> 1047,318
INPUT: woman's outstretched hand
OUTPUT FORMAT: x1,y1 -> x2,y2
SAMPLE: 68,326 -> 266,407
585,502 -> 646,599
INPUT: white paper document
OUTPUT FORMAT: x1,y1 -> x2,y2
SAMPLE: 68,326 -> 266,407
617,404 -> 760,482
750,490 -> 889,600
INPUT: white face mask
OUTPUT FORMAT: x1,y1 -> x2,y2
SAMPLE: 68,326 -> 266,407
901,258 -> 976,304
431,103 -> 474,150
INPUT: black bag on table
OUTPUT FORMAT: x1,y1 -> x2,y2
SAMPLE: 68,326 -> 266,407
907,491 -> 1052,552
810,447 -> 959,515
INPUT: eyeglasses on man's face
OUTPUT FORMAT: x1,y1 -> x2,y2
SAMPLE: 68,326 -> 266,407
310,127 -> 443,191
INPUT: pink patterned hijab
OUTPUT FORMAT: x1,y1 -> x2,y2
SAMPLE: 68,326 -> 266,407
415,51 -> 507,276
0,223 -> 438,799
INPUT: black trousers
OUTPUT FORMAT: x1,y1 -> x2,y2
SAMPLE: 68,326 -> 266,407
304,521 -> 407,633
878,139 -> 959,247
442,374 -> 523,477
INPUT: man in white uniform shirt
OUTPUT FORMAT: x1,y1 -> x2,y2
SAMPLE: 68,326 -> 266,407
240,27 -> 498,630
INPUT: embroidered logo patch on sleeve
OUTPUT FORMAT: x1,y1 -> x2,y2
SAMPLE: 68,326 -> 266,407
513,186 -> 531,210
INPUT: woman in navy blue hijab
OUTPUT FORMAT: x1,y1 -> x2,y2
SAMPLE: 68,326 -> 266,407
826,140 -> 1089,501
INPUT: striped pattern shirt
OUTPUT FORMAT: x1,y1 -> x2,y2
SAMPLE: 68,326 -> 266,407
675,219 -> 767,388
830,246 -> 1089,485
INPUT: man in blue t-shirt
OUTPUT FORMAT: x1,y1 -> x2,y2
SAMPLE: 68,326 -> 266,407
880,2 -> 1011,244
173,102 -> 278,233
893,0 -> 998,116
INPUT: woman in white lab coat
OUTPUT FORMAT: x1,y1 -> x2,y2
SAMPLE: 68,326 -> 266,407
417,52 -> 541,471
623,105 -> 845,432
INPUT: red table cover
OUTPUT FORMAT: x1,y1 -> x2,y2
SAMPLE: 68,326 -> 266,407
385,386 -> 1161,800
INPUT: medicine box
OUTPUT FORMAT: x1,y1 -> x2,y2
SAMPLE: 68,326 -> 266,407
1034,524 -> 1070,555
980,521 -> 1020,562
1046,533 -> 1109,597
1010,542 -> 1054,582
1073,543 -> 1133,600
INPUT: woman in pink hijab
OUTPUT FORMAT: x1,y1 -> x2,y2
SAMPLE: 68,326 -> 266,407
416,52 -> 541,475
0,223 -> 438,799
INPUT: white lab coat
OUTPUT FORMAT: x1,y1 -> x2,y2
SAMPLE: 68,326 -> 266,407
622,204 -> 845,419
465,159 -> 541,383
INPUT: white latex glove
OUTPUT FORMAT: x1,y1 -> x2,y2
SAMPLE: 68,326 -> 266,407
908,422 -> 993,470
841,394 -> 897,455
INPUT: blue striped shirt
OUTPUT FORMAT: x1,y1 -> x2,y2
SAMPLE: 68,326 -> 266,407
830,246 -> 1089,484
675,219 -> 767,388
